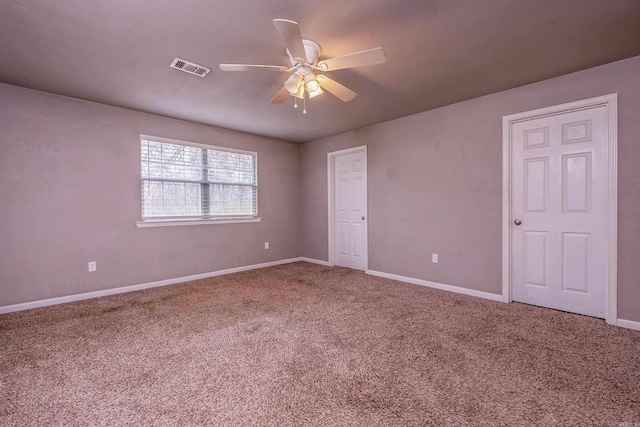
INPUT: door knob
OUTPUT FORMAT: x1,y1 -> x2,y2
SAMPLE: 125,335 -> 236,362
361,216 -> 365,220
514,219 -> 522,226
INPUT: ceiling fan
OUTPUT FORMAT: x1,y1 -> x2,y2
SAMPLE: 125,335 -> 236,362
219,19 -> 386,110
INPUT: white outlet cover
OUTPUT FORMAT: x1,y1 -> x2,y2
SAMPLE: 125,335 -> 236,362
265,242 -> 269,249
432,254 -> 438,263
88,261 -> 96,272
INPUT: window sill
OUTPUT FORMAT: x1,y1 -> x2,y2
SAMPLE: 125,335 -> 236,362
136,217 -> 263,228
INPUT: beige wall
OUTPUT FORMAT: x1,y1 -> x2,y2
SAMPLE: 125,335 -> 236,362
2,55 -> 639,323
301,55 -> 640,322
0,84 -> 302,306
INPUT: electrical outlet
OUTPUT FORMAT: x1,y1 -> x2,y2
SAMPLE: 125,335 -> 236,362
432,254 -> 438,263
88,261 -> 97,272
264,242 -> 269,249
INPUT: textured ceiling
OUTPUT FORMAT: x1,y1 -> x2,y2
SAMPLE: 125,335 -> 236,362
1,0 -> 640,143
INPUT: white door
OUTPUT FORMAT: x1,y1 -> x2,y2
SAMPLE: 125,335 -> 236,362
333,150 -> 367,270
511,106 -> 609,318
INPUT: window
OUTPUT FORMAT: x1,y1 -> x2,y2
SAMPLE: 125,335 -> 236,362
140,136 -> 257,222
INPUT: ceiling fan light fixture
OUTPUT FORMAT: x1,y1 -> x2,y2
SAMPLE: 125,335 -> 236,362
308,86 -> 323,98
284,72 -> 302,94
305,73 -> 320,93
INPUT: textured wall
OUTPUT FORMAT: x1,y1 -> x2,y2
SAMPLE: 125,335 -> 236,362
301,55 -> 640,322
0,84 -> 302,306
2,55 -> 639,322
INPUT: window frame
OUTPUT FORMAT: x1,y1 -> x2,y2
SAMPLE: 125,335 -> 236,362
136,134 -> 261,227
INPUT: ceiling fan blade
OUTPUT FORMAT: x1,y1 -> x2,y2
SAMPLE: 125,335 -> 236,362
317,47 -> 386,71
317,75 -> 357,102
273,19 -> 307,63
271,86 -> 290,103
219,64 -> 289,72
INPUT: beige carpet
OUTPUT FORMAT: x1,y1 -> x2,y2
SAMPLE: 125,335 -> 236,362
1,262 -> 639,426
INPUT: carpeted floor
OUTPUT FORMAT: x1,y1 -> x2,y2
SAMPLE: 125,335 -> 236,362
1,262 -> 639,426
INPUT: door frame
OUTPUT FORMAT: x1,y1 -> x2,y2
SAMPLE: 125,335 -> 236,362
327,145 -> 368,269
501,94 -> 618,324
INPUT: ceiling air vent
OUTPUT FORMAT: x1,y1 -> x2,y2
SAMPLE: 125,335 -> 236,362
170,57 -> 211,77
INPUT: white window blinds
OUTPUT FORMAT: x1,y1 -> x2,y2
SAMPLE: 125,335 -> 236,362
141,137 -> 257,220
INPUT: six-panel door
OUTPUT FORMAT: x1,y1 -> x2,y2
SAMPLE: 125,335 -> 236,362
334,151 -> 367,271
511,106 -> 608,318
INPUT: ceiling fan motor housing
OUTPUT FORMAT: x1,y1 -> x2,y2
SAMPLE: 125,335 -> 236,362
287,39 -> 321,66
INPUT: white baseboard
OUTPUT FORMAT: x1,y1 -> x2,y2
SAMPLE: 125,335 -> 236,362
616,318 -> 640,331
299,257 -> 331,266
0,257 -> 303,314
366,269 -> 505,303
6,260 -> 638,331
367,270 -> 640,330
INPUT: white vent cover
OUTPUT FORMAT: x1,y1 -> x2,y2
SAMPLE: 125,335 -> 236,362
170,57 -> 211,77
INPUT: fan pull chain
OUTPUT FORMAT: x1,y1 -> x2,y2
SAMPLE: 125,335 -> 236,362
293,97 -> 298,109
303,91 -> 307,114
